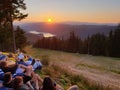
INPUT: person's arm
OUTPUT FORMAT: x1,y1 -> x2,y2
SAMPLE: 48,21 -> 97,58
18,64 -> 28,70
26,81 -> 34,90
36,74 -> 43,83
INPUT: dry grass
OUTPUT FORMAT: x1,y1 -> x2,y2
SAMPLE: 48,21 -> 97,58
25,46 -> 120,90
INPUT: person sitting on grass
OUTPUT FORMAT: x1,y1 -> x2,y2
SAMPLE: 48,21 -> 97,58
16,58 -> 28,66
13,76 -> 31,90
0,61 -> 19,74
31,59 -> 42,71
27,55 -> 33,61
18,52 -> 24,60
3,72 -> 35,90
16,57 -> 42,71
40,76 -> 56,90
26,59 -> 42,71
1,61 -> 43,89
41,76 -> 79,90
40,76 -> 64,90
3,72 -> 14,88
0,61 -> 28,74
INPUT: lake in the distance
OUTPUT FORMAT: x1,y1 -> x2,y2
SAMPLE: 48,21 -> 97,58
29,31 -> 55,38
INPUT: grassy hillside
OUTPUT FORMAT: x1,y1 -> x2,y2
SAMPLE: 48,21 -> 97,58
25,46 -> 120,90
25,46 -> 120,73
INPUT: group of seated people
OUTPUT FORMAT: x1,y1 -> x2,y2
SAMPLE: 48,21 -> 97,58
16,53 -> 42,71
0,52 -> 79,90
0,52 -> 44,90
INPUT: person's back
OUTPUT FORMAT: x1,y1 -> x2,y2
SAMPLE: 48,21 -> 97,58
17,59 -> 28,66
18,52 -> 24,60
32,59 -> 42,71
0,61 -> 18,74
42,76 -> 56,90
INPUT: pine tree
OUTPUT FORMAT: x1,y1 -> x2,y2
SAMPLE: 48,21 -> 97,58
15,26 -> 27,50
0,0 -> 28,52
108,24 -> 120,57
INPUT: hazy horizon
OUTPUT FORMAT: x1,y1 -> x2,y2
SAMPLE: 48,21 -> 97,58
19,0 -> 120,23
14,21 -> 118,26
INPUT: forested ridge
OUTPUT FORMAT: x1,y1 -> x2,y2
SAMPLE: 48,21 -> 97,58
33,24 -> 120,57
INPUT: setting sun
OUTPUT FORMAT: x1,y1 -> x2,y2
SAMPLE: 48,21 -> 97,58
48,18 -> 52,23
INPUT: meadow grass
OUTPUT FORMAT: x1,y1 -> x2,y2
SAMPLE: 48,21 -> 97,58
25,46 -> 120,74
25,46 -> 120,90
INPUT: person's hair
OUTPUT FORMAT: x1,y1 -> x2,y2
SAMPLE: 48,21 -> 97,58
0,61 -> 7,69
20,59 -> 24,62
42,76 -> 56,90
3,72 -> 12,83
31,59 -> 35,66
14,76 -> 23,90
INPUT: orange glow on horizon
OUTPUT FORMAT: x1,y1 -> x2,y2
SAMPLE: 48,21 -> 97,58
18,14 -> 120,24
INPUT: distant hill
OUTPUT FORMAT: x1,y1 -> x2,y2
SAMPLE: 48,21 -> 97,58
15,22 -> 117,42
25,33 -> 43,43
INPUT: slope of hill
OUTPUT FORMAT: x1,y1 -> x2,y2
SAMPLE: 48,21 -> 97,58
25,33 -> 43,43
25,46 -> 120,90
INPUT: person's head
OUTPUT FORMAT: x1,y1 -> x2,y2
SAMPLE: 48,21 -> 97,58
3,72 -> 12,83
8,53 -> 13,58
20,59 -> 24,62
42,76 -> 56,90
14,76 -> 23,87
31,59 -> 35,65
28,55 -> 33,61
0,61 -> 7,69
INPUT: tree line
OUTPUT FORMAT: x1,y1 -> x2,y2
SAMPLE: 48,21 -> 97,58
0,26 -> 27,52
33,24 -> 120,57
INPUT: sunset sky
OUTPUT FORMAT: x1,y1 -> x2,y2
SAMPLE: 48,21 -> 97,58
22,0 -> 120,23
